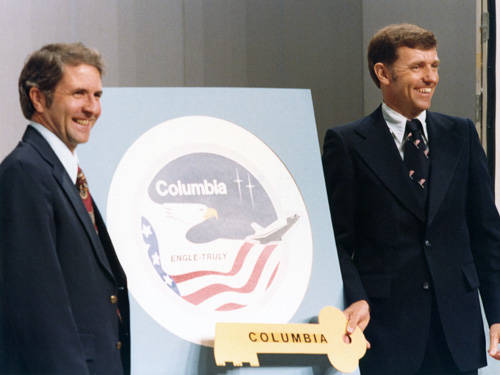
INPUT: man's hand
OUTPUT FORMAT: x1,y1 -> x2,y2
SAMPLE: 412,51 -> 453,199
343,300 -> 371,348
488,323 -> 500,359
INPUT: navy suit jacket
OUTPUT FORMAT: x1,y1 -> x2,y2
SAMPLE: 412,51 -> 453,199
0,127 -> 130,375
322,107 -> 500,374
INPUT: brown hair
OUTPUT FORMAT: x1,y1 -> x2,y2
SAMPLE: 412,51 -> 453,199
368,24 -> 437,87
19,42 -> 104,119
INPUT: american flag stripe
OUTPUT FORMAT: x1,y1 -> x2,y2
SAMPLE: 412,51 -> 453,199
181,244 -> 278,305
142,215 -> 284,311
172,242 -> 269,295
216,303 -> 247,311
187,246 -> 282,311
266,264 -> 280,290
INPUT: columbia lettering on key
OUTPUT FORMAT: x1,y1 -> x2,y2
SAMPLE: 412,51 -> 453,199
214,306 -> 367,373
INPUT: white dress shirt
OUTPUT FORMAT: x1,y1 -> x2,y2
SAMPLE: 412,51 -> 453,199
29,122 -> 79,184
381,102 -> 429,159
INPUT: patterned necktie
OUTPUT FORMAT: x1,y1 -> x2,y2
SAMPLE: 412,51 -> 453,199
76,168 -> 122,322
76,167 -> 98,233
403,119 -> 430,191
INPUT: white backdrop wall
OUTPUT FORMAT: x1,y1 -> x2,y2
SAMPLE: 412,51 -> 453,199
0,0 -> 365,161
0,0 -> 476,162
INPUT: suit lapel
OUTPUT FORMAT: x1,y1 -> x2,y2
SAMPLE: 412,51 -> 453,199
426,112 -> 465,226
56,168 -> 114,278
354,108 -> 426,221
94,204 -> 127,285
24,127 -> 115,281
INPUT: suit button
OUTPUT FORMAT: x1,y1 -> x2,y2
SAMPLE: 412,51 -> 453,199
116,341 -> 122,350
422,281 -> 431,290
424,240 -> 431,247
110,295 -> 118,304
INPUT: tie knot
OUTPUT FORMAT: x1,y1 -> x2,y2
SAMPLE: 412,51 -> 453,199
76,166 -> 89,199
405,119 -> 423,136
75,166 -> 98,232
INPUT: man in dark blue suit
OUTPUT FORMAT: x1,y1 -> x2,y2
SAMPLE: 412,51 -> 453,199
323,24 -> 500,375
0,43 -> 129,374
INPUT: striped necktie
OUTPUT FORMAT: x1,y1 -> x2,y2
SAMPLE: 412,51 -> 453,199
76,167 -> 98,233
403,119 -> 430,192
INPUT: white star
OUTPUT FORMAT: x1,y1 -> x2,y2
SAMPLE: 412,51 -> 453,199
152,253 -> 161,265
142,224 -> 152,238
246,173 -> 255,208
234,168 -> 243,202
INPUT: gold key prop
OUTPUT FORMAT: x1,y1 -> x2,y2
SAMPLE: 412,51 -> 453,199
214,305 -> 367,373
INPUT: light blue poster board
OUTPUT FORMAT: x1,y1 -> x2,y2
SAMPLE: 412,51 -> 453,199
78,88 -> 348,375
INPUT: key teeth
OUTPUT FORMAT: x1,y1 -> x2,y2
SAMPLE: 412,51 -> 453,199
220,361 -> 247,367
234,359 -> 260,367
215,359 -> 260,367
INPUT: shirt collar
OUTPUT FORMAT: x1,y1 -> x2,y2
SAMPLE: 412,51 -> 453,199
29,122 -> 79,184
381,102 -> 428,144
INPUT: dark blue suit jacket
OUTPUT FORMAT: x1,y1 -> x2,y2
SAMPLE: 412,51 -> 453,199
0,127 -> 130,375
322,107 -> 500,374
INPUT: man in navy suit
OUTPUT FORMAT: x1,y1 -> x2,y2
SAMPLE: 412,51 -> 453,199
323,24 -> 500,374
0,43 -> 129,374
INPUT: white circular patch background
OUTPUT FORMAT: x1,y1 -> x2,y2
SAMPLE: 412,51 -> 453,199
107,116 -> 313,345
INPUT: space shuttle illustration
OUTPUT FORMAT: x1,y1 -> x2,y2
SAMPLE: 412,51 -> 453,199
248,214 -> 300,244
